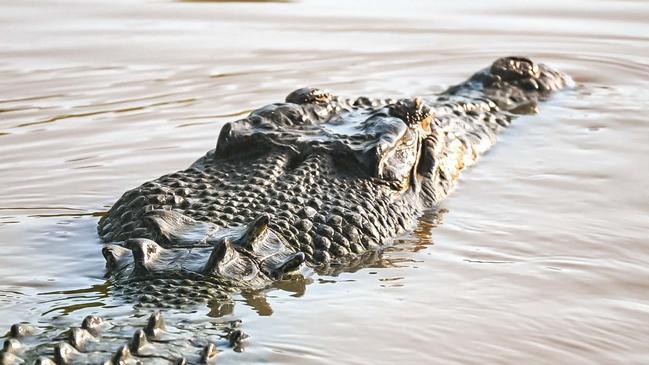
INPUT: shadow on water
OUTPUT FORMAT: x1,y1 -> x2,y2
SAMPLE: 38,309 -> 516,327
38,284 -> 110,317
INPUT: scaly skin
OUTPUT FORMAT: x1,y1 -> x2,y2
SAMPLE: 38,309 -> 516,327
1,57 -> 568,364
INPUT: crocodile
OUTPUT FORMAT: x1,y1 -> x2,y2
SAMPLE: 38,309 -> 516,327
1,57 -> 568,364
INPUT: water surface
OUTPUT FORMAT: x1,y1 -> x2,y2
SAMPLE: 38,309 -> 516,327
1,0 -> 648,363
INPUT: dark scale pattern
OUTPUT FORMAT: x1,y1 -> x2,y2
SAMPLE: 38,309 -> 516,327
113,275 -> 239,309
100,149 -> 421,264
98,150 -> 296,243
262,152 -> 422,262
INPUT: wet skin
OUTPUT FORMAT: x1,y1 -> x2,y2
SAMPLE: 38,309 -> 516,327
0,57 -> 568,364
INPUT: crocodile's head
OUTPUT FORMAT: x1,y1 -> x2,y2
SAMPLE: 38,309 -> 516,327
98,56 -> 566,306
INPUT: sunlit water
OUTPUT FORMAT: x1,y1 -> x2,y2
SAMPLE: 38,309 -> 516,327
1,0 -> 648,363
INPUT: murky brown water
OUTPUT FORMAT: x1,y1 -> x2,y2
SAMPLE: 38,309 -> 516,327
1,0 -> 649,363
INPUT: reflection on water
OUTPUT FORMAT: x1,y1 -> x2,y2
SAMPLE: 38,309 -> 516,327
36,284 -> 115,330
0,0 -> 648,363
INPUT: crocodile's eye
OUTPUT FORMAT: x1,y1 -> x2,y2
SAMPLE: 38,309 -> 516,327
350,108 -> 425,190
376,127 -> 419,187
365,97 -> 430,188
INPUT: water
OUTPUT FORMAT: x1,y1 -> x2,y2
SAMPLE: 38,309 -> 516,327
1,0 -> 648,363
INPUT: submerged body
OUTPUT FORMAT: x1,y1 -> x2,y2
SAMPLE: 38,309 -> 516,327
1,57 -> 567,364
